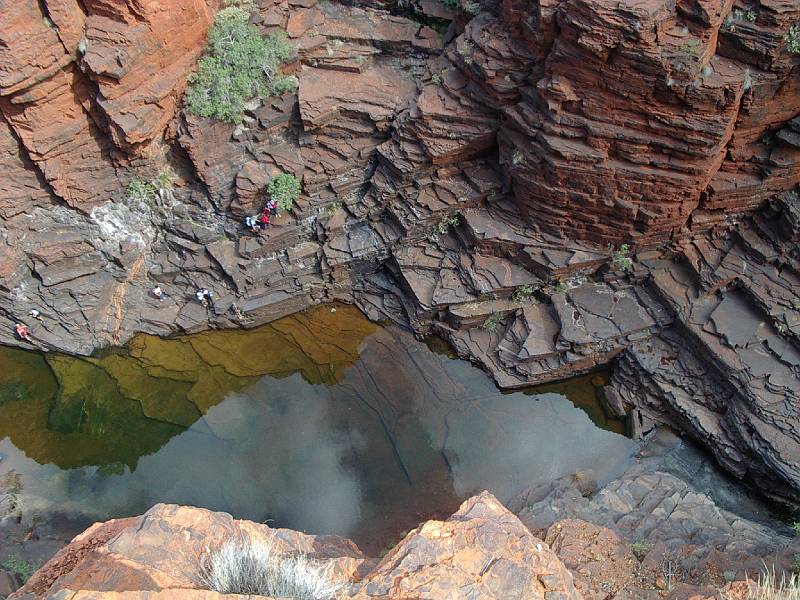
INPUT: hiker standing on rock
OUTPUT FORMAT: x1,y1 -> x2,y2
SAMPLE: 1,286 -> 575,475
195,288 -> 213,308
244,215 -> 260,233
260,210 -> 271,228
266,198 -> 278,216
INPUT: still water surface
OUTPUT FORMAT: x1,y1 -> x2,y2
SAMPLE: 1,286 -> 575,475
0,304 -> 635,551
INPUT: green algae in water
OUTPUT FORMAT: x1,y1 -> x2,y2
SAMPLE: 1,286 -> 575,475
0,304 -> 377,471
525,371 -> 626,435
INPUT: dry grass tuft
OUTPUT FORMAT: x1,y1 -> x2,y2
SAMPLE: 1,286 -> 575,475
747,565 -> 800,600
200,535 -> 343,600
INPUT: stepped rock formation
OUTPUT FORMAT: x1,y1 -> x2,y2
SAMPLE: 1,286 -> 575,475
0,0 -> 798,511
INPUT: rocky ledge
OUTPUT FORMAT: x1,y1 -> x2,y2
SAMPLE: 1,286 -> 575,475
6,436 -> 800,600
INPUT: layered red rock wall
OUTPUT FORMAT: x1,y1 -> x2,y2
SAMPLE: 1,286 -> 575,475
0,0 -> 216,210
495,0 -> 800,245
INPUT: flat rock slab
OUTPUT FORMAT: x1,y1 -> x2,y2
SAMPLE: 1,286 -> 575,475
553,284 -> 655,346
707,293 -> 761,348
299,64 -> 416,130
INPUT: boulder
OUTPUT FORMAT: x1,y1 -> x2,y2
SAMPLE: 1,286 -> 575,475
12,504 -> 365,600
352,491 -> 583,600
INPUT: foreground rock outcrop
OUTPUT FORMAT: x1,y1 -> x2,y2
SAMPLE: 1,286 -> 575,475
7,457 -> 797,600
10,494 -> 581,600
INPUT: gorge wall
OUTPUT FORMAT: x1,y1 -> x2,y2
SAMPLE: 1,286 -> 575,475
0,0 -> 798,508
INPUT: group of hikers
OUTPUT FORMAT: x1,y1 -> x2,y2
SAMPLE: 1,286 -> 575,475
243,198 -> 278,233
12,201 -> 282,342
150,285 -> 213,308
12,286 -> 217,342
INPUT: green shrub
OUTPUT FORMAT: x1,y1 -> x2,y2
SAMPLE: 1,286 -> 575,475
511,284 -> 536,302
126,169 -> 175,204
2,555 -> 38,583
628,541 -> 652,561
126,179 -> 157,203
185,7 -> 296,123
785,24 -> 800,54
482,311 -> 506,332
436,214 -> 460,235
608,243 -> 633,273
732,8 -> 757,23
463,1 -> 480,14
267,173 -> 301,212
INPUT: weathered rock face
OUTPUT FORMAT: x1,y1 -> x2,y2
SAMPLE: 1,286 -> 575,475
0,0 -> 215,209
10,494 -> 581,600
352,491 -> 582,600
513,430 -> 800,595
497,0 -> 800,244
607,194 -> 800,508
7,451 -> 798,600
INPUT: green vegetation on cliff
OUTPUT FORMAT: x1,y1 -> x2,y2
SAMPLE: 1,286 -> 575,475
267,173 -> 301,211
185,7 -> 296,123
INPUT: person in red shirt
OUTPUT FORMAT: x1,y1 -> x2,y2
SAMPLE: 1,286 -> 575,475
15,323 -> 31,341
260,211 -> 271,227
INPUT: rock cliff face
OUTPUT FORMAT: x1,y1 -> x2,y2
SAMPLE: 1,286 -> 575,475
0,0 -> 798,509
0,0 -> 217,208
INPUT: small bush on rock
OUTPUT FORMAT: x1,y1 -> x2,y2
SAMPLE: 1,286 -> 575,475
126,169 -> 176,206
609,243 -> 633,273
511,284 -> 537,302
126,179 -> 157,203
2,555 -> 38,583
185,7 -> 296,123
267,173 -> 301,212
201,536 -> 342,600
482,311 -> 506,332
785,24 -> 800,54
628,541 -> 652,561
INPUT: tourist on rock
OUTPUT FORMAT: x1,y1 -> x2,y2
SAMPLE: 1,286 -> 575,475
260,210 -> 271,227
29,309 -> 43,321
195,288 -> 214,308
152,286 -> 164,301
266,198 -> 278,216
244,215 -> 260,233
15,323 -> 31,341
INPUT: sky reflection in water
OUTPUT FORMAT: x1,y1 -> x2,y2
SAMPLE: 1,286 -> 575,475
0,304 -> 636,551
